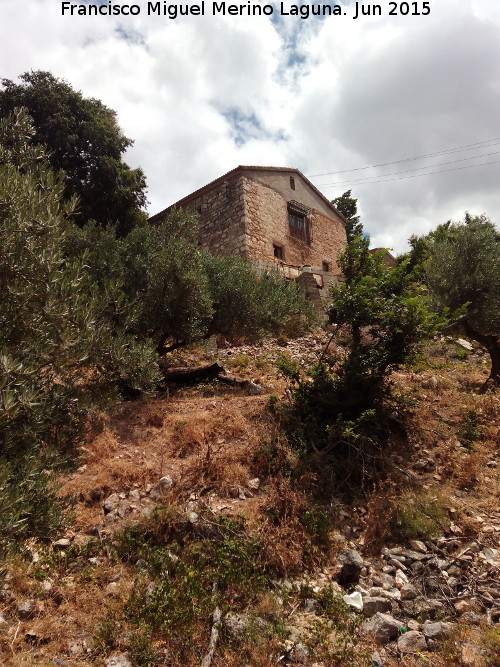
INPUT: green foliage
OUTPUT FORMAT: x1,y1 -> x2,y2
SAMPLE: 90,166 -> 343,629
457,408 -> 482,449
283,205 -> 442,475
275,352 -> 303,383
453,347 -> 469,360
0,109 -> 160,563
225,354 -> 251,370
65,214 -> 315,354
127,626 -> 159,666
116,509 -> 268,661
422,213 -> 500,384
389,491 -> 446,542
310,584 -> 369,665
0,71 -> 147,235
203,253 -> 315,342
331,190 -> 359,224
92,614 -> 122,656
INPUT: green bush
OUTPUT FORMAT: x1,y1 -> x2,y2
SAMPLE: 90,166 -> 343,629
389,491 -> 446,542
66,213 -> 316,355
116,510 -> 267,662
457,409 -> 482,449
0,109 -> 160,563
282,200 -> 442,482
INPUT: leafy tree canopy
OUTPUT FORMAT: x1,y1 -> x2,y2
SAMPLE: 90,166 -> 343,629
65,212 -> 316,355
283,207 -> 442,485
331,189 -> 359,224
0,71 -> 147,235
421,213 -> 500,386
0,108 -> 159,555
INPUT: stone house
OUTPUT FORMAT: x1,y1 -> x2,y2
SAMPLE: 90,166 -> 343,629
149,166 -> 347,305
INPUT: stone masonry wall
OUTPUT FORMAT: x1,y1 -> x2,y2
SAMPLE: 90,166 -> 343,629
243,177 -> 346,274
190,175 -> 248,257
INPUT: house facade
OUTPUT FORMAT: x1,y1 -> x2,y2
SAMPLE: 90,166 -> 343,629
149,166 -> 347,301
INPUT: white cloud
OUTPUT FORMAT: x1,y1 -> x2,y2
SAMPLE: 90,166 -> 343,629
1,0 -> 499,252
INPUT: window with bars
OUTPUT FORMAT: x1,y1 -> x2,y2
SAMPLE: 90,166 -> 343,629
288,206 -> 309,242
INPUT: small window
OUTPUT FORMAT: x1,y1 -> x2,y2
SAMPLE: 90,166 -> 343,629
290,176 -> 295,190
322,261 -> 330,272
273,244 -> 284,260
288,209 -> 306,241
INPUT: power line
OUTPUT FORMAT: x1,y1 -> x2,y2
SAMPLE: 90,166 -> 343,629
320,159 -> 500,188
317,150 -> 500,187
308,137 -> 500,177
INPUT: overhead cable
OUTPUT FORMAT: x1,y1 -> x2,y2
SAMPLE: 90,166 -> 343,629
317,150 -> 500,187
308,137 -> 500,177
320,159 -> 500,188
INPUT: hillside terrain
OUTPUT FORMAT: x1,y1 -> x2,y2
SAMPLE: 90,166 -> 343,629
0,333 -> 498,667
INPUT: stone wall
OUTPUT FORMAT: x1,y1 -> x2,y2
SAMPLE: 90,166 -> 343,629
164,169 -> 346,281
186,174 -> 248,257
243,177 -> 346,274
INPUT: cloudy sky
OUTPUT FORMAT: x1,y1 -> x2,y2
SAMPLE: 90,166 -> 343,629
1,0 -> 499,252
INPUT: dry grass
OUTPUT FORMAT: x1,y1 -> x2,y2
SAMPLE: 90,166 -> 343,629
3,337 -> 499,666
178,440 -> 251,497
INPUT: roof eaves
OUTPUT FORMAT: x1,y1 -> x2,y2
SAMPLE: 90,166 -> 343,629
148,165 -> 347,227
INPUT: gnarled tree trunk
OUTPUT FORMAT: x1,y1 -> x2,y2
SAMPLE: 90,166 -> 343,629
464,321 -> 499,389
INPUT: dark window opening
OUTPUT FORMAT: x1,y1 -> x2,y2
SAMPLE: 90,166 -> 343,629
273,244 -> 284,260
290,175 -> 295,190
322,261 -> 330,272
288,209 -> 307,241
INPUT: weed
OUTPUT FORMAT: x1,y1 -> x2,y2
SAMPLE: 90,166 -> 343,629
226,354 -> 251,370
92,614 -> 122,656
454,347 -> 469,360
308,584 -> 369,665
117,510 -> 269,663
254,354 -> 272,371
482,626 -> 500,666
275,352 -> 302,383
457,408 -> 482,449
389,491 -> 446,542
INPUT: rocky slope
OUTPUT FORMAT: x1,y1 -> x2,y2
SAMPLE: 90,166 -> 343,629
0,334 -> 498,666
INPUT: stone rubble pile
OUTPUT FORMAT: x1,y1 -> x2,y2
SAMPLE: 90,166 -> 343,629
218,332 -> 333,369
264,540 -> 499,664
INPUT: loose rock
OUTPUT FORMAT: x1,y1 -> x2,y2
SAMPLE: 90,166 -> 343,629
17,599 -> 35,620
105,654 -> 133,667
422,621 -> 452,640
337,548 -> 364,586
149,476 -> 173,501
103,493 -> 120,514
223,613 -> 271,641
400,583 -> 418,600
397,630 -> 427,654
362,612 -> 403,644
363,597 -> 392,616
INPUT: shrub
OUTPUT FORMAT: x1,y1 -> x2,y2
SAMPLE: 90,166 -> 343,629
282,203 -> 442,484
66,214 -> 316,356
0,109 -> 160,563
117,510 -> 268,662
389,491 -> 446,542
457,409 -> 482,449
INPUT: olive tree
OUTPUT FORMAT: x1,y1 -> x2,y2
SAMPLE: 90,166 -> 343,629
0,109 -> 159,554
424,214 -> 500,386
